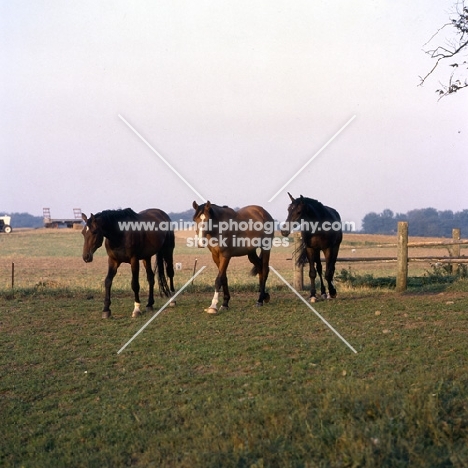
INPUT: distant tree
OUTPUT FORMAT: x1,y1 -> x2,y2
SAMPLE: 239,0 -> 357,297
168,208 -> 195,222
381,209 -> 397,234
439,210 -> 455,236
362,209 -> 399,234
454,209 -> 468,233
361,208 -> 468,237
407,208 -> 440,236
420,1 -> 468,98
362,212 -> 382,234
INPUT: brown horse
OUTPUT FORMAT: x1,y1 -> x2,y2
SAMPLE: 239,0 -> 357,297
81,208 -> 175,318
192,201 -> 274,313
281,193 -> 342,302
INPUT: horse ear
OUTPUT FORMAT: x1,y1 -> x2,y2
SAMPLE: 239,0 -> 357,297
192,201 -> 199,210
288,192 -> 295,202
206,201 -> 211,209
299,195 -> 304,202
81,213 -> 88,222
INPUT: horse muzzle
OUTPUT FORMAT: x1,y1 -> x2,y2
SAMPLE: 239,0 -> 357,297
83,252 -> 94,263
281,229 -> 290,237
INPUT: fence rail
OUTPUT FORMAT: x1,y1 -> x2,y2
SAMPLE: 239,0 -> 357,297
293,223 -> 467,291
333,257 -> 468,263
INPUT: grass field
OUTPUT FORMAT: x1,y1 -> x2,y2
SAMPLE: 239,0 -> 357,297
1,229 -> 468,467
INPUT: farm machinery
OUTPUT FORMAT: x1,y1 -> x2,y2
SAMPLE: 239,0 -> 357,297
0,215 -> 12,233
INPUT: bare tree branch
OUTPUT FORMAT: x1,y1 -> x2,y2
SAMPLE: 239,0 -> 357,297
420,1 -> 468,97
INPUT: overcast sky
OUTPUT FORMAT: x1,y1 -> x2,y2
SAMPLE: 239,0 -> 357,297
1,0 -> 467,228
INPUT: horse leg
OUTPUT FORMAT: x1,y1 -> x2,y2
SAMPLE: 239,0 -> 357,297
257,249 -> 271,306
218,256 -> 231,310
206,255 -> 230,313
315,253 -> 327,300
306,248 -> 318,302
221,275 -> 230,310
143,257 -> 155,313
103,259 -> 119,319
324,247 -> 339,299
163,248 -> 176,306
130,258 -> 142,317
258,250 -> 271,304
163,247 -> 175,294
248,251 -> 262,305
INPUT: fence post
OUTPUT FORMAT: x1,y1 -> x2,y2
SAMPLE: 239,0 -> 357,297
396,221 -> 408,292
293,233 -> 303,290
452,228 -> 461,275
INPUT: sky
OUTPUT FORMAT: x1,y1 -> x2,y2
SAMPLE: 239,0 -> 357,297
1,0 -> 467,229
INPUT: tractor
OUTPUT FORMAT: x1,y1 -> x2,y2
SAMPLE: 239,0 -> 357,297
0,215 -> 12,233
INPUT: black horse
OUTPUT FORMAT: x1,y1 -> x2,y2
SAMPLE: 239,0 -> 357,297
192,201 -> 274,313
281,193 -> 342,302
81,208 -> 175,318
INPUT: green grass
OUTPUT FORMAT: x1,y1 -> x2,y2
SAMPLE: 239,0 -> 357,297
336,264 -> 468,291
1,284 -> 468,467
1,230 -> 468,466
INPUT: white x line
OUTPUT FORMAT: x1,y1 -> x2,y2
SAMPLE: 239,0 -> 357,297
268,115 -> 356,202
269,266 -> 358,354
117,266 -> 207,354
119,114 -> 207,203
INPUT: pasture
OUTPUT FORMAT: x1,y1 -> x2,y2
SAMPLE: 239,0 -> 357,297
1,229 -> 468,467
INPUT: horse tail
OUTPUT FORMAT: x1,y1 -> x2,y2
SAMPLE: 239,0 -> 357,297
155,251 -> 170,297
294,237 -> 308,267
155,230 -> 175,297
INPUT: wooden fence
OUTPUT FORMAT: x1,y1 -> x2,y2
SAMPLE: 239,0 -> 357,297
293,222 -> 468,292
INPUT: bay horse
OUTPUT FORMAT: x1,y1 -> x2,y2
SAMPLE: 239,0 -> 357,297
192,201 -> 274,313
281,193 -> 342,302
81,208 -> 175,318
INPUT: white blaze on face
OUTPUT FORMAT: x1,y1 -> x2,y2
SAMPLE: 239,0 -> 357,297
198,214 -> 206,247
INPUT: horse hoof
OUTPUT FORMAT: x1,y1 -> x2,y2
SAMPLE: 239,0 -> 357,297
310,296 -> 317,303
102,311 -> 111,319
219,305 -> 229,311
256,302 -> 264,307
205,307 -> 218,314
169,301 -> 176,307
146,306 -> 154,313
327,293 -> 336,299
321,294 -> 328,300
264,293 -> 270,304
132,311 -> 141,318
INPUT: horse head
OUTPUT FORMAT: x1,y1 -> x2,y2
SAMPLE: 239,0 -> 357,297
192,201 -> 214,248
281,193 -> 306,236
81,213 -> 104,262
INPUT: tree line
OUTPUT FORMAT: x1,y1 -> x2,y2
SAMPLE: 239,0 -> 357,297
362,208 -> 468,237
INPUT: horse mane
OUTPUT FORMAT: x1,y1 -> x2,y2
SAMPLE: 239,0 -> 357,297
95,208 -> 139,233
300,197 -> 328,216
199,203 -> 237,218
215,204 -> 237,217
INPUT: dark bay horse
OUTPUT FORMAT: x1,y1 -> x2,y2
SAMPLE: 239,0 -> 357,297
81,208 -> 175,318
192,201 -> 274,313
281,193 -> 342,302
